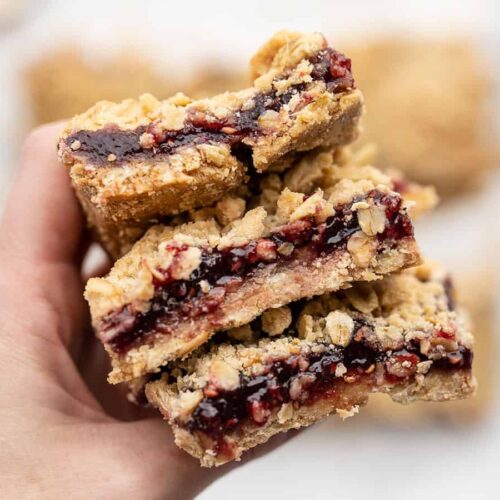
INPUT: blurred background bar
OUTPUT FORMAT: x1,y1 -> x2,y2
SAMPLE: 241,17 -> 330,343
0,1 -> 498,499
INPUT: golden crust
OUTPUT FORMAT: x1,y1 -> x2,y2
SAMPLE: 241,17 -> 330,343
357,270 -> 494,425
148,369 -> 474,466
105,242 -> 418,383
69,144 -> 245,258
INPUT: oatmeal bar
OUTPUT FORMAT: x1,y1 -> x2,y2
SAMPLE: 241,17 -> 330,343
145,262 -> 475,466
100,145 -> 436,258
341,37 -> 497,196
85,172 -> 420,383
359,270 -> 493,425
58,32 -> 363,258
248,145 -> 438,220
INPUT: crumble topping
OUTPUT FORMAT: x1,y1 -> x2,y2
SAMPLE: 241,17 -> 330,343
215,196 -> 246,226
170,390 -> 204,423
160,261 -> 469,396
85,175 -> 406,324
169,246 -> 202,281
261,306 -> 293,336
59,31 -> 359,173
227,325 -> 255,342
275,188 -> 306,221
289,189 -> 334,223
251,31 -> 327,81
356,205 -> 387,236
324,310 -> 354,347
209,360 -> 240,391
345,284 -> 380,314
250,146 -> 437,220
56,32 -> 365,259
144,262 -> 474,468
346,231 -> 378,268
218,207 -> 268,250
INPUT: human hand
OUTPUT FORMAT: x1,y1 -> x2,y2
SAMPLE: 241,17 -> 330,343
0,124 -> 290,499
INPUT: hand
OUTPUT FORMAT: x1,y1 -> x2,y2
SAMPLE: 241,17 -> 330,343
0,124 -> 291,499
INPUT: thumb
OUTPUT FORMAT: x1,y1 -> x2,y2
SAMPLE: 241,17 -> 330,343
112,418 -> 225,498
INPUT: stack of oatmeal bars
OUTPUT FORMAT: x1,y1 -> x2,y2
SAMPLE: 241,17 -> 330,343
57,31 -> 475,467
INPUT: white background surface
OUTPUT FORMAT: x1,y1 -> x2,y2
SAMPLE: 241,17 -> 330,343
0,1 -> 499,499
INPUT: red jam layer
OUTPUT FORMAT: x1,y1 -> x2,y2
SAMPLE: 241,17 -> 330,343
64,48 -> 354,166
100,191 -> 413,353
185,329 -> 472,450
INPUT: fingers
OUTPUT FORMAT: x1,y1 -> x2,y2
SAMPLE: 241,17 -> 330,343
123,418 -> 301,497
0,123 -> 84,265
0,123 -> 89,362
118,419 -> 228,498
76,332 -> 147,422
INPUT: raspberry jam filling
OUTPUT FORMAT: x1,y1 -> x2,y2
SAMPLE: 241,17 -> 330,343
184,329 -> 472,450
100,191 -> 413,353
65,48 -> 354,165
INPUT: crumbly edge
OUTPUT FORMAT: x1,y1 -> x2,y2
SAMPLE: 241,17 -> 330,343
144,262 -> 475,465
105,239 -> 420,382
143,261 -> 473,394
58,32 -> 363,180
249,144 -> 438,218
147,369 -> 475,467
250,31 -> 323,79
359,270 -> 494,425
57,31 -> 363,257
58,32 -> 329,135
62,91 -> 362,205
84,172 -> 405,321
